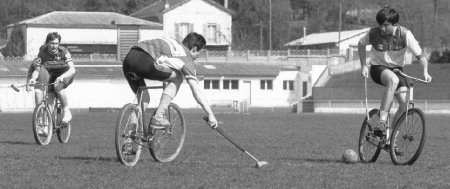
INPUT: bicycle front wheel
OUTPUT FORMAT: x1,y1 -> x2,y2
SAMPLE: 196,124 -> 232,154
149,103 -> 186,162
32,104 -> 53,145
115,103 -> 143,166
55,105 -> 71,143
389,108 -> 426,165
358,109 -> 382,163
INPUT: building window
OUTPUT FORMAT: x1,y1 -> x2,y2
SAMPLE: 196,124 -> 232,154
260,80 -> 273,90
175,23 -> 193,41
204,79 -> 220,90
205,23 -> 221,44
223,80 -> 239,90
283,80 -> 294,91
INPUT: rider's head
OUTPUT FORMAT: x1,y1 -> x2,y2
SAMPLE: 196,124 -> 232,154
45,32 -> 61,52
182,32 -> 206,60
376,6 -> 399,36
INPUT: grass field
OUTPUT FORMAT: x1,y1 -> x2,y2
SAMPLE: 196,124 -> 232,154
0,110 -> 449,188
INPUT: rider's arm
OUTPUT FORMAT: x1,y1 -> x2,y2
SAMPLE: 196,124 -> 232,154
186,78 -> 218,127
58,61 -> 76,79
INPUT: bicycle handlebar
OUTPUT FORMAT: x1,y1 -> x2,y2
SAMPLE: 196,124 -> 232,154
393,69 -> 430,84
10,82 -> 58,92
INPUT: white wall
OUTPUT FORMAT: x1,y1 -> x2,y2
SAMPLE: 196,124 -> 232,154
163,0 -> 232,45
0,70 -> 302,112
25,27 -> 118,60
24,27 -> 164,60
139,29 -> 168,42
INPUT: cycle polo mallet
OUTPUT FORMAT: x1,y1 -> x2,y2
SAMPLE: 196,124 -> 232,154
364,76 -> 370,121
203,116 -> 268,168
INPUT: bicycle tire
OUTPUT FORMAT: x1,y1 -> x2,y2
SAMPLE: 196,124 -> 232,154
115,103 -> 143,166
56,103 -> 71,143
32,104 -> 53,145
358,108 -> 382,163
149,103 -> 186,162
389,108 -> 426,165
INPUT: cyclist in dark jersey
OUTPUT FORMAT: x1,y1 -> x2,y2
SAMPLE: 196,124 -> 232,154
123,32 -> 218,128
28,32 -> 76,135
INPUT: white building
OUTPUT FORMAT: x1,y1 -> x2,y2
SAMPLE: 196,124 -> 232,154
131,0 -> 234,51
0,62 -> 308,111
6,11 -> 164,60
284,28 -> 370,53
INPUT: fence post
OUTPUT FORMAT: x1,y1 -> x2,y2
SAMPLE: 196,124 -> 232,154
267,50 -> 271,62
89,53 -> 93,61
205,50 -> 208,61
247,50 -> 250,61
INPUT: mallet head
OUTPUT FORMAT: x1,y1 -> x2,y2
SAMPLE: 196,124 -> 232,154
255,161 -> 268,168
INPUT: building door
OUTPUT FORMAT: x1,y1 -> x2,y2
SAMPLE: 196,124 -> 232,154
242,81 -> 251,105
117,25 -> 139,61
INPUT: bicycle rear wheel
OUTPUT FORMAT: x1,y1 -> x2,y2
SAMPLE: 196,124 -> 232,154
55,104 -> 71,143
32,104 -> 53,145
149,103 -> 186,162
389,108 -> 426,165
358,109 -> 382,163
115,103 -> 143,166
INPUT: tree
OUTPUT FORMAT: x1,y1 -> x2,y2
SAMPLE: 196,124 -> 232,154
2,27 -> 25,57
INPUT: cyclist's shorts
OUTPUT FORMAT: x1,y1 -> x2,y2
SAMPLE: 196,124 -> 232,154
122,48 -> 173,81
48,73 -> 74,92
370,65 -> 407,89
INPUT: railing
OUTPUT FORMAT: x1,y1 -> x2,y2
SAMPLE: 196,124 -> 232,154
302,99 -> 450,114
1,49 -> 342,63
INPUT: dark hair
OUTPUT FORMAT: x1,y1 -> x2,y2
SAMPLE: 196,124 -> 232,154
376,6 -> 399,25
182,32 -> 206,51
45,32 -> 61,43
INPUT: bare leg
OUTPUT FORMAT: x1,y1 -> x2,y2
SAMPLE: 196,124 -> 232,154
34,89 -> 44,106
379,69 -> 399,122
152,71 -> 183,126
54,83 -> 71,123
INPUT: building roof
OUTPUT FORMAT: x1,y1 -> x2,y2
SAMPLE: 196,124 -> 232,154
7,11 -> 163,29
285,28 -> 370,46
0,61 -> 284,78
131,0 -> 234,20
197,62 -> 282,77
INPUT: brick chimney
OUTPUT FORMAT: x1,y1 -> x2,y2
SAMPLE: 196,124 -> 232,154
224,0 -> 228,8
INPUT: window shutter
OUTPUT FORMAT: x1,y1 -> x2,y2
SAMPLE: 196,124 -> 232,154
174,23 -> 180,41
217,24 -> 221,44
203,24 -> 207,39
189,23 -> 194,33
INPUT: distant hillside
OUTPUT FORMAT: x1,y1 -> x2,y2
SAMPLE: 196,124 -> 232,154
314,63 -> 450,100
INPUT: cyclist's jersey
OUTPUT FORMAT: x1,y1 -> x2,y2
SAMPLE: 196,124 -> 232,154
359,25 -> 423,68
34,45 -> 73,75
131,37 -> 197,81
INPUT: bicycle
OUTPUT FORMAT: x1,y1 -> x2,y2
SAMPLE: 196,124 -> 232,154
115,85 -> 186,166
358,69 -> 429,165
11,82 -> 71,145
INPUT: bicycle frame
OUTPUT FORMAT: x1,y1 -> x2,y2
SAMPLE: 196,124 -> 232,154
393,69 -> 429,126
34,83 -> 60,129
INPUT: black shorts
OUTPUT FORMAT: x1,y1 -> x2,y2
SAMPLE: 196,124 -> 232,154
370,65 -> 407,89
48,73 -> 74,92
122,48 -> 173,81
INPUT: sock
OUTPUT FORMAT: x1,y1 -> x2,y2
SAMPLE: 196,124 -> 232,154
155,94 -> 172,118
379,110 -> 388,122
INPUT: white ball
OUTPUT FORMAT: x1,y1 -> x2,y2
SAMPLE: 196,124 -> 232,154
342,149 -> 358,163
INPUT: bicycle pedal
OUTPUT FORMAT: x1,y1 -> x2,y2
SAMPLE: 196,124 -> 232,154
150,125 -> 168,129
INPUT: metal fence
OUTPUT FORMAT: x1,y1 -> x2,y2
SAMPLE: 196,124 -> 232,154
305,99 -> 450,114
1,49 -> 340,62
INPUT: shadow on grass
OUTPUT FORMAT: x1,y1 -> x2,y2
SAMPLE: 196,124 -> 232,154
280,157 -> 342,164
56,156 -> 118,162
0,141 -> 35,145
